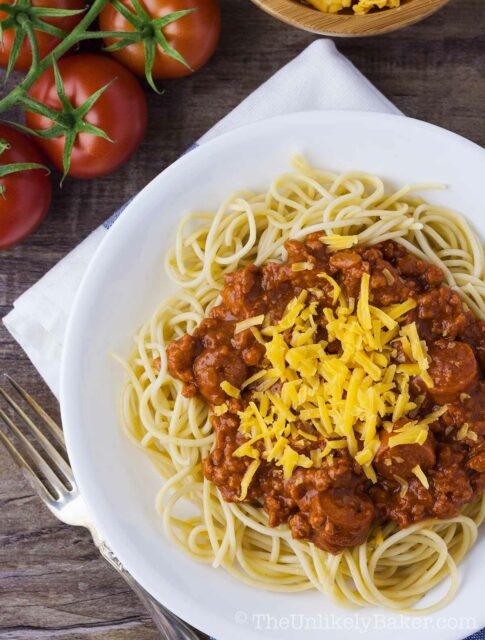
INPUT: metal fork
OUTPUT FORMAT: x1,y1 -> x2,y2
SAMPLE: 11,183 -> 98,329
0,375 -> 200,640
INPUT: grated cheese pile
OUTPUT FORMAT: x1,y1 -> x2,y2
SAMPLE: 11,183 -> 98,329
217,273 -> 444,500
306,0 -> 400,14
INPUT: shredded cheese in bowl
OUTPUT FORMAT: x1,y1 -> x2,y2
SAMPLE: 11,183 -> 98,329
306,0 -> 401,14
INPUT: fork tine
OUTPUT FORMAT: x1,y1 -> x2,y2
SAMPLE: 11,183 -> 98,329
0,428 -> 57,504
0,388 -> 75,487
5,375 -> 66,450
0,406 -> 71,498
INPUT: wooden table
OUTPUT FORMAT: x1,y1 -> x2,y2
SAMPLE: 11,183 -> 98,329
1,0 -> 484,637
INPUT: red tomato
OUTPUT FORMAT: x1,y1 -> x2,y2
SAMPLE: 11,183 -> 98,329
0,0 -> 85,72
0,124 -> 51,250
99,0 -> 221,80
25,54 -> 148,179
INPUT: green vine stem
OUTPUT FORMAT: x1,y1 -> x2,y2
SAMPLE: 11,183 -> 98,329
0,0 -> 111,114
0,138 -> 49,197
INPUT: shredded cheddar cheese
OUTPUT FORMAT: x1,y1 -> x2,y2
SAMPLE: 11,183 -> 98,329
383,299 -> 417,320
395,475 -> 409,497
224,276 -> 442,499
412,464 -> 430,489
400,323 -> 434,388
250,326 -> 266,345
306,0 -> 400,14
291,262 -> 315,272
239,460 -> 261,500
235,314 -> 265,334
320,234 -> 359,250
317,272 -> 341,304
353,0 -> 400,13
213,403 -> 228,416
220,380 -> 240,399
277,446 -> 313,479
389,425 -> 429,448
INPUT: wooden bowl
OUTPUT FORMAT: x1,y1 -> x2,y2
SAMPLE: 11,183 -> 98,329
249,0 -> 451,36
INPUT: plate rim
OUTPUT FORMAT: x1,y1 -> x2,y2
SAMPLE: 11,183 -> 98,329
60,109 -> 485,640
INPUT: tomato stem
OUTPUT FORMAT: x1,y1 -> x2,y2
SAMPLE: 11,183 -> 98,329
0,0 -> 111,114
102,2 -> 195,93
15,58 -> 115,183
77,30 -> 140,42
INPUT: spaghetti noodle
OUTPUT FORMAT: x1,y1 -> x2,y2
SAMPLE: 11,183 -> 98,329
117,158 -> 485,612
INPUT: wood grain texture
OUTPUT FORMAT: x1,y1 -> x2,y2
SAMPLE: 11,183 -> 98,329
0,0 -> 484,637
250,0 -> 451,36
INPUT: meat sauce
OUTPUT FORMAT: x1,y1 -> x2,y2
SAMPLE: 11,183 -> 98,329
167,235 -> 485,553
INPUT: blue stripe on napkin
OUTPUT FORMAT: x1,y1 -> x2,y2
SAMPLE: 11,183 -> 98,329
103,198 -> 134,230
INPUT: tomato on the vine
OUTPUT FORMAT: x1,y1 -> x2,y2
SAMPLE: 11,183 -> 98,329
0,124 -> 51,250
99,0 -> 221,81
0,0 -> 85,72
25,53 -> 148,179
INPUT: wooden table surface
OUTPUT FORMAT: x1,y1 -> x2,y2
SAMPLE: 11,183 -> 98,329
1,0 -> 484,638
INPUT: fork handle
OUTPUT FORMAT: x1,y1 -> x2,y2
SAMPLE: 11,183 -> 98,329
94,536 -> 201,640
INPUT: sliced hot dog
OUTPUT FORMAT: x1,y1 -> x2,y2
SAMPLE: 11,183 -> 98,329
427,339 -> 478,404
374,428 -> 436,481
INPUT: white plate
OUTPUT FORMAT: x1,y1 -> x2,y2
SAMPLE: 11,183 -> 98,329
61,111 -> 485,640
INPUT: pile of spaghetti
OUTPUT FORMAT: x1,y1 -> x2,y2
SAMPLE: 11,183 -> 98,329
306,0 -> 401,15
118,158 -> 485,612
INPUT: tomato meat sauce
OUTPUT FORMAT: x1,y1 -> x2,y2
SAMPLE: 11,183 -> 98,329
167,236 -> 485,553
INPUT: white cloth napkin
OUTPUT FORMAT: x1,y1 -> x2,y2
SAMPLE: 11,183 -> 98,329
3,39 -> 402,398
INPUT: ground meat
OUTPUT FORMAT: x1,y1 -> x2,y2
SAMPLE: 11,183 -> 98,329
414,286 -> 469,340
361,246 -> 413,306
467,450 -> 485,473
167,333 -> 199,383
167,237 -> 485,553
463,318 -> 485,375
267,451 -> 373,554
396,253 -> 444,289
203,413 -> 255,502
372,478 -> 434,528
285,239 -> 317,263
378,239 -> 409,262
193,346 -> 248,405
373,443 -> 475,527
231,328 -> 265,367
288,512 -> 311,539
303,232 -> 331,260
328,250 -> 365,299
194,318 -> 233,350
431,444 -> 474,519
284,452 -> 356,501
437,381 -> 485,443
221,265 -> 264,319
